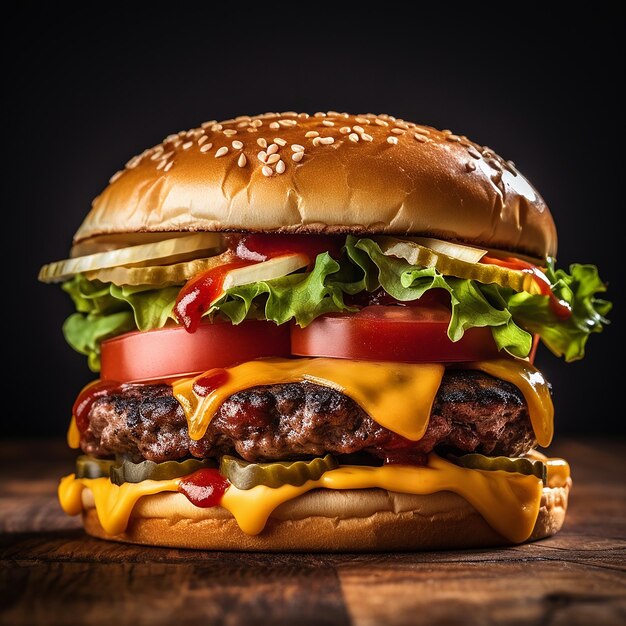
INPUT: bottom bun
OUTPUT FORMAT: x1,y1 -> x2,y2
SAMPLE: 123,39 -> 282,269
82,484 -> 570,551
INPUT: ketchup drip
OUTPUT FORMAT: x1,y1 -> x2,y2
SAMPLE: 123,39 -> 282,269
237,233 -> 343,262
73,381 -> 124,432
175,234 -> 343,333
178,469 -> 229,508
174,261 -> 252,333
481,255 -> 572,320
193,369 -> 229,397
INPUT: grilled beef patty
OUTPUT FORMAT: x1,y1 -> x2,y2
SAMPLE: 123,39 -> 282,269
80,370 -> 537,464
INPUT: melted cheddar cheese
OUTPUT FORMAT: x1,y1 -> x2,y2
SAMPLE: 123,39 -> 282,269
172,357 -> 553,444
57,455 -> 570,544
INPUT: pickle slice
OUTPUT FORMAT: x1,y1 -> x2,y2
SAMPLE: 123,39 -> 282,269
38,233 -> 223,283
75,455 -> 118,479
220,454 -> 338,490
379,237 -> 543,294
448,453 -> 547,484
84,253 -> 234,287
110,458 -> 215,485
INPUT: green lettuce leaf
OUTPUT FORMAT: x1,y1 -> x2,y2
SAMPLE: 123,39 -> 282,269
59,238 -> 610,370
505,261 -> 611,361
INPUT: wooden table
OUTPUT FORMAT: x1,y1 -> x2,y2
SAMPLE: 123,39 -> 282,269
1,439 -> 624,625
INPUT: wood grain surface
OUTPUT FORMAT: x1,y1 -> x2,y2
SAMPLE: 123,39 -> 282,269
1,439 -> 624,626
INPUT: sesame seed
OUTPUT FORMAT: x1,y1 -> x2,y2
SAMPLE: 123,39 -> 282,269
442,129 -> 452,135
262,165 -> 273,177
446,134 -> 461,142
200,143 -> 213,153
156,160 -> 167,170
507,160 -> 516,168
305,131 -> 319,138
339,126 -> 351,134
273,137 -> 287,146
466,146 -> 481,159
267,143 -> 279,156
279,119 -> 297,127
281,111 -> 298,118
312,137 -> 322,146
223,130 -> 237,137
257,151 -> 268,163
465,161 -> 476,172
164,134 -> 178,143
387,136 -> 399,145
269,122 -> 280,129
211,124 -> 223,131
348,133 -> 359,143
414,133 -> 428,143
182,141 -> 193,150
375,119 -> 389,127
162,151 -> 175,160
232,140 -> 243,149
395,122 -> 410,130
327,110 -> 340,116
164,161 -> 174,172
201,120 -> 217,129
266,153 -> 280,165
251,119 -> 263,128
319,136 -> 335,145
198,135 -> 209,146
215,146 -> 229,158
238,153 -> 247,167
150,151 -> 163,161
291,144 -> 304,152
172,139 -> 182,149
361,133 -> 373,142
313,112 -> 326,117
237,121 -> 250,128
257,138 -> 268,148
126,155 -> 141,168
109,170 -> 123,182
298,112 -> 310,119
276,159 -> 286,174
353,125 -> 365,134
292,151 -> 304,162
415,127 -> 431,135
354,116 -> 369,124
391,128 -> 404,135
322,120 -> 335,127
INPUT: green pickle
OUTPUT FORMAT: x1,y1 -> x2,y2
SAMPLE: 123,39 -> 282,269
220,454 -> 338,490
75,455 -> 118,479
110,458 -> 215,485
448,453 -> 547,484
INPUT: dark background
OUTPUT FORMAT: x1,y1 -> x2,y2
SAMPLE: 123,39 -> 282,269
6,8 -> 623,438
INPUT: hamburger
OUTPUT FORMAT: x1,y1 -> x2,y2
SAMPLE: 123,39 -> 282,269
39,111 -> 610,551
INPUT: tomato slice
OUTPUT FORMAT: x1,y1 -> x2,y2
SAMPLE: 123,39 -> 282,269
101,321 -> 290,382
290,305 -> 500,362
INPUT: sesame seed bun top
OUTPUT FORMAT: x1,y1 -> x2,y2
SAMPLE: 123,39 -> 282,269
74,111 -> 557,259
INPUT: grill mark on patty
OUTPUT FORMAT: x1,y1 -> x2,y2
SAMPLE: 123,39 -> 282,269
81,370 -> 537,463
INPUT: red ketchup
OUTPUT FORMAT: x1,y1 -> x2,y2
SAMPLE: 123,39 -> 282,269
178,469 -> 229,508
73,381 -> 124,432
192,369 -> 229,397
481,255 -> 572,320
174,261 -> 252,333
175,234 -> 343,333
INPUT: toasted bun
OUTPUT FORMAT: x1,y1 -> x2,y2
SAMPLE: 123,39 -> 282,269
82,483 -> 569,552
75,112 -> 556,258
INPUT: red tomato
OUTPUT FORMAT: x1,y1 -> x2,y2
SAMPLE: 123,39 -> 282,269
101,321 -> 291,382
290,305 -> 500,362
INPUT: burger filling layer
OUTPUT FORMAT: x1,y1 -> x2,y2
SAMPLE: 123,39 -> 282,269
79,370 -> 535,465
